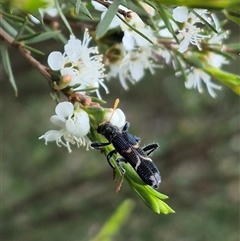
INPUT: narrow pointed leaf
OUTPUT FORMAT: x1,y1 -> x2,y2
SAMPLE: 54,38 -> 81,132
96,0 -> 121,39
54,0 -> 73,35
74,0 -> 92,19
155,3 -> 179,43
1,44 -> 18,96
23,31 -> 61,44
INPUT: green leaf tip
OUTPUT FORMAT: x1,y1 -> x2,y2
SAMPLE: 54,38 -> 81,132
205,65 -> 240,95
121,162 -> 175,214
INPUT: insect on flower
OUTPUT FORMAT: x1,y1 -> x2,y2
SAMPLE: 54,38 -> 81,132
91,99 -> 161,191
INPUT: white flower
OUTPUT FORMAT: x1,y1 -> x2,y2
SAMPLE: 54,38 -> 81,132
207,52 -> 229,68
106,63 -> 121,80
47,29 -> 107,98
39,102 -> 91,152
120,12 -> 157,51
92,1 -> 156,51
117,47 -> 159,89
172,7 -> 189,23
104,108 -> 126,128
104,44 -> 126,81
173,6 -> 210,53
185,68 -> 221,98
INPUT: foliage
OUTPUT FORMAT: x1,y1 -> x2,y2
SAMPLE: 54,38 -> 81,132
1,0 -> 239,238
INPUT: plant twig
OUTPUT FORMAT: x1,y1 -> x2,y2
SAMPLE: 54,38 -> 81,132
0,27 -> 52,82
0,27 -> 99,106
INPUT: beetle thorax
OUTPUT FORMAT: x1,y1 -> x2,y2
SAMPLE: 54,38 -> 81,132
97,121 -> 119,142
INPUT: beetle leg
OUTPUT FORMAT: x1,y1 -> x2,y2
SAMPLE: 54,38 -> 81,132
106,149 -> 118,169
122,122 -> 130,132
91,142 -> 110,149
142,143 -> 159,156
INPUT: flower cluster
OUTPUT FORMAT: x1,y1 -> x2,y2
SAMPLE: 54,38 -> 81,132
40,3 -> 231,150
39,102 -> 91,152
91,2 -> 229,97
39,101 -> 126,152
92,1 -> 159,90
172,7 -> 228,97
172,7 -> 210,53
48,29 -> 108,99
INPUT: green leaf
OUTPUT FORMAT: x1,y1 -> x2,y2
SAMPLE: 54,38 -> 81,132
224,9 -> 240,25
205,65 -> 240,95
121,163 -> 175,214
0,18 -> 18,37
225,43 -> 240,52
148,0 -> 240,9
0,43 -> 18,96
21,31 -> 61,44
96,0 -> 121,39
54,0 -> 73,35
118,14 -> 155,45
74,0 -> 92,19
10,0 -> 47,12
90,199 -> 135,241
0,9 -> 26,23
125,0 -> 158,30
152,2 -> 179,43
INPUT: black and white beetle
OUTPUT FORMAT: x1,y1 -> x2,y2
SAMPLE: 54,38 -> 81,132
91,99 -> 161,189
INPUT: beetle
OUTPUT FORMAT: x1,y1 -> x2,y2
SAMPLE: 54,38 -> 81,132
91,99 -> 161,189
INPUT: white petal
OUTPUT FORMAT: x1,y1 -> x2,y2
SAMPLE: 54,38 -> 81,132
45,8 -> 58,17
130,63 -> 144,81
50,115 -> 66,128
48,51 -> 64,70
111,109 -> 126,128
105,108 -> 126,128
55,102 -> 74,118
64,36 -> 83,62
107,64 -> 119,80
91,0 -> 107,11
66,110 -> 90,137
99,10 -> 121,29
179,37 -> 190,53
185,73 -> 195,89
173,7 -> 189,23
65,118 -> 78,135
135,35 -> 150,47
29,14 -> 41,24
39,130 -> 62,142
135,29 -> 156,47
122,33 -> 135,51
60,67 -> 79,85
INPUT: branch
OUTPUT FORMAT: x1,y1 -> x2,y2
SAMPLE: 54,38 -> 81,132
0,27 -> 52,82
0,27 -> 99,106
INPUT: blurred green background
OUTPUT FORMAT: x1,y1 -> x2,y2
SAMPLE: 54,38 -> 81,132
2,26 -> 239,241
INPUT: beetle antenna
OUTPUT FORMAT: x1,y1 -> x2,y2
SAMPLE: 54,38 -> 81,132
108,98 -> 119,122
